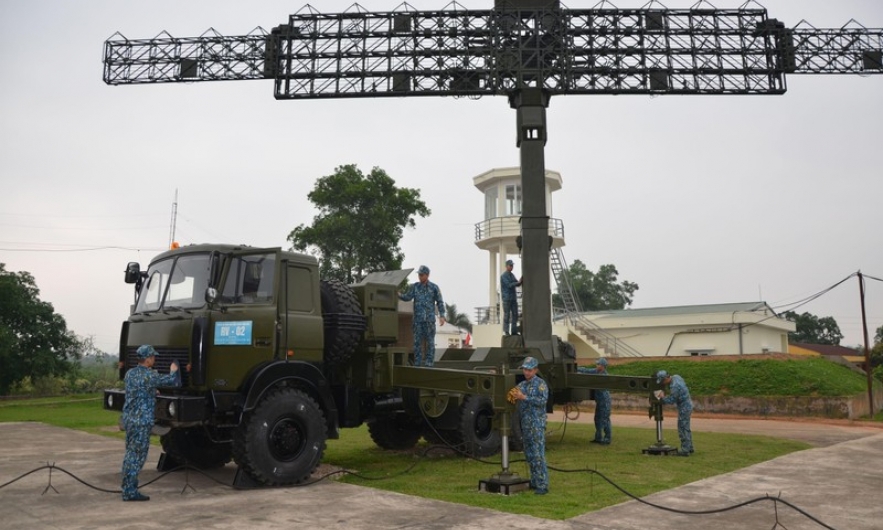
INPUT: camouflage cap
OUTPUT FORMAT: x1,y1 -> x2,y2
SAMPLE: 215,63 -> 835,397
505,259 -> 514,266
418,265 -> 430,275
656,370 -> 669,384
520,356 -> 538,370
136,345 -> 158,359
596,357 -> 608,367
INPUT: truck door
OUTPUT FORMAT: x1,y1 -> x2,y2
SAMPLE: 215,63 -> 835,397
280,263 -> 323,363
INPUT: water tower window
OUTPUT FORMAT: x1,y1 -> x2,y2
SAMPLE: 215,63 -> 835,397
485,187 -> 498,219
505,184 -> 522,215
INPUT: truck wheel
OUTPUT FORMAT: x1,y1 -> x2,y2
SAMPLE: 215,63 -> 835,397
233,387 -> 327,486
320,279 -> 363,366
458,395 -> 501,457
160,427 -> 233,470
367,414 -> 423,450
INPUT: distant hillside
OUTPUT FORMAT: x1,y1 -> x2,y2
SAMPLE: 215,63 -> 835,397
607,356 -> 874,397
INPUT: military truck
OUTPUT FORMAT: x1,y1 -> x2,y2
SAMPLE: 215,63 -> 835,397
104,243 -> 659,487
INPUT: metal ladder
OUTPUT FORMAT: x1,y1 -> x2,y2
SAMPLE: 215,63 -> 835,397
550,247 -> 643,358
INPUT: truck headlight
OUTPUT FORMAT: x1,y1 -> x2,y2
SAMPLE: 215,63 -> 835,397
168,401 -> 177,418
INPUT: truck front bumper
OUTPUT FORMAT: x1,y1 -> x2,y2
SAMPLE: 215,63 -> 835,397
103,389 -> 208,426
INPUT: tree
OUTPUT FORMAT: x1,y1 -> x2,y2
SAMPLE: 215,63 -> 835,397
782,311 -> 843,345
552,260 -> 638,311
288,165 -> 430,283
0,264 -> 81,395
871,325 -> 883,371
445,303 -> 472,333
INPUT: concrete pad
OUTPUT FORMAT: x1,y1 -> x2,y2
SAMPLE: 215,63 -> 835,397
1,421 -> 881,530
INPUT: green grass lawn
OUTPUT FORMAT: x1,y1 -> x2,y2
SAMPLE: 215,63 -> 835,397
324,422 -> 808,519
0,394 -> 810,519
608,357 -> 875,397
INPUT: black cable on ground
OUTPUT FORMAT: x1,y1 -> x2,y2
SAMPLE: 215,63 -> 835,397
547,464 -> 836,530
0,457 -> 838,529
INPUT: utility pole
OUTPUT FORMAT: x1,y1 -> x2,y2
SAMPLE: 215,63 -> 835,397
168,189 -> 178,249
857,271 -> 874,416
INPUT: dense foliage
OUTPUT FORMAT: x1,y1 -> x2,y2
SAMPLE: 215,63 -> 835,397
552,260 -> 638,311
0,264 -> 82,395
782,310 -> 844,345
287,164 -> 430,283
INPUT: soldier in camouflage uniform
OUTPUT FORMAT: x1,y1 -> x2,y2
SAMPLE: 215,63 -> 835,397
499,259 -> 522,335
578,357 -> 611,444
120,345 -> 179,501
512,356 -> 549,495
399,265 -> 446,367
656,370 -> 694,456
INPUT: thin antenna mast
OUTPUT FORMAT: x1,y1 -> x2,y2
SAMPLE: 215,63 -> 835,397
168,189 -> 178,248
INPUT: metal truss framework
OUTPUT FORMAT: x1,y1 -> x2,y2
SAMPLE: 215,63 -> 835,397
101,2 -> 883,358
103,5 -> 883,98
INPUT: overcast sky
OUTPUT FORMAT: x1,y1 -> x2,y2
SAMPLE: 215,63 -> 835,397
1,0 -> 881,355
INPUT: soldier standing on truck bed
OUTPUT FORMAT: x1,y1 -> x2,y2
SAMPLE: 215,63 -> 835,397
500,259 -> 523,336
399,265 -> 446,367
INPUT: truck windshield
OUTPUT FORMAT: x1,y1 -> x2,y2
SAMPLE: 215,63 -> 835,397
134,253 -> 211,313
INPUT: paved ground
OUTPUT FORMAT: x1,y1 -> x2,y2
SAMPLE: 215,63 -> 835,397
1,416 -> 881,530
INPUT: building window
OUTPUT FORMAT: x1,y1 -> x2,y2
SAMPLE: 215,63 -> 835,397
505,184 -> 521,215
485,187 -> 498,219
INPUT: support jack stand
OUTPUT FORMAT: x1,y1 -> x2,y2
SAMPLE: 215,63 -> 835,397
478,434 -> 530,495
642,442 -> 679,456
479,471 -> 530,495
642,402 -> 679,456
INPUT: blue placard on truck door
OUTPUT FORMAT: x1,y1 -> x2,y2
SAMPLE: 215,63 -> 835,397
214,321 -> 253,345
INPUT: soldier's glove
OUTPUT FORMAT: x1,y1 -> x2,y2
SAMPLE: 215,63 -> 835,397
507,387 -> 520,405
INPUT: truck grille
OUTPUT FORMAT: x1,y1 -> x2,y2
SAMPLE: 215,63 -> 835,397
125,346 -> 190,386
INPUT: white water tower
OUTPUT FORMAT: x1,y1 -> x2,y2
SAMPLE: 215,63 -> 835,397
471,167 -> 565,346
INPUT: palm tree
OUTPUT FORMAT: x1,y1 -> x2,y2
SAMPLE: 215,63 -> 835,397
445,303 -> 473,333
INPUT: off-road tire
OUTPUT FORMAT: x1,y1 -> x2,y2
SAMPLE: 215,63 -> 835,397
160,427 -> 233,470
458,395 -> 502,457
320,279 -> 363,366
367,413 -> 423,450
232,387 -> 327,486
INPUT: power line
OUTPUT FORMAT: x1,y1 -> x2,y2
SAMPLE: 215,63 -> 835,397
0,246 -> 164,252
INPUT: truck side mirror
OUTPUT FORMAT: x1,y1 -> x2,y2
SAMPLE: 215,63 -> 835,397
205,287 -> 219,305
124,262 -> 141,284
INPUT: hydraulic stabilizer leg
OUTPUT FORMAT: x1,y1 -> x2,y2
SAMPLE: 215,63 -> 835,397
642,399 -> 679,455
479,410 -> 530,494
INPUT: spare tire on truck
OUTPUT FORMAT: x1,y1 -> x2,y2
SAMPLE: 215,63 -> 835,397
319,279 -> 364,366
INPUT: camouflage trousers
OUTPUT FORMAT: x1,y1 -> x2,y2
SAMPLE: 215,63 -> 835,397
593,397 -> 612,443
121,423 -> 151,499
677,405 -> 694,453
522,420 -> 549,491
412,321 -> 436,367
502,298 -> 519,335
